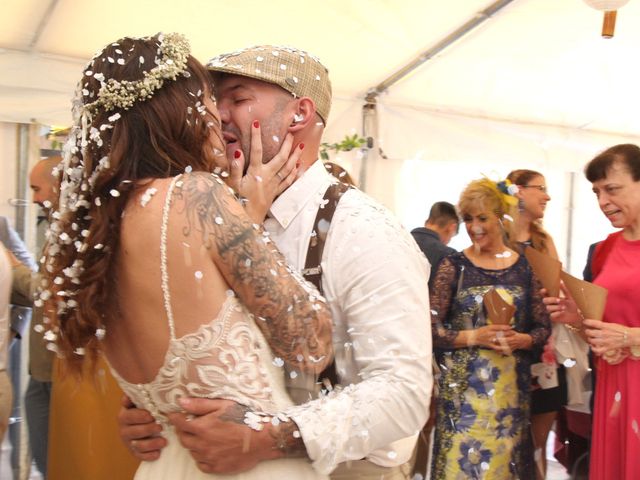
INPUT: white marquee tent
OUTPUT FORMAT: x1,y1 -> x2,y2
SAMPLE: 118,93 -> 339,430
2,0 -> 640,273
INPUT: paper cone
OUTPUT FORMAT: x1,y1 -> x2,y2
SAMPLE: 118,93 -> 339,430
524,246 -> 561,297
483,288 -> 516,325
560,271 -> 608,321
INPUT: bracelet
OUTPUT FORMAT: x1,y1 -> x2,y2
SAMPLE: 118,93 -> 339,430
564,310 -> 586,334
564,323 -> 582,333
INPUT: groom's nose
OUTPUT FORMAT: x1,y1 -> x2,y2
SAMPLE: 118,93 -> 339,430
217,104 -> 230,124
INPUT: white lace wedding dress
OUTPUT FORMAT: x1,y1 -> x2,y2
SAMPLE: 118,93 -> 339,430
109,177 -> 326,479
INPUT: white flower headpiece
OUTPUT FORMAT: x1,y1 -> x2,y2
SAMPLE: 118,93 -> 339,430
82,32 -> 191,114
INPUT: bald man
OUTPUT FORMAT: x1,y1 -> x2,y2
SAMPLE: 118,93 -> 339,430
29,157 -> 60,212
25,157 -> 60,477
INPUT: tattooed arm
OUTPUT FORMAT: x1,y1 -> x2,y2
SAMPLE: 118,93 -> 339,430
175,172 -> 333,374
167,398 -> 307,474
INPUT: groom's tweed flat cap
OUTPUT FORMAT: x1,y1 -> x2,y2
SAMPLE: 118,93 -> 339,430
207,45 -> 332,124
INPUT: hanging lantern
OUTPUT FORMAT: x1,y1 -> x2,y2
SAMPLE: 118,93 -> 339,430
583,0 -> 632,38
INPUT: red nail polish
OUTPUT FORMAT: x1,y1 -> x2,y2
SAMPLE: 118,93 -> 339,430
234,150 -> 241,159
299,143 -> 305,150
253,120 -> 259,128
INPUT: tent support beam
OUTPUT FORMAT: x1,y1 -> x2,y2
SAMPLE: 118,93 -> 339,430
29,0 -> 60,50
359,0 -> 518,190
364,0 -> 518,103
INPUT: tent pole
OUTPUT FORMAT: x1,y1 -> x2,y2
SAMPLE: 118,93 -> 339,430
364,0 -> 518,103
29,0 -> 60,50
359,100 -> 377,190
14,124 -> 31,239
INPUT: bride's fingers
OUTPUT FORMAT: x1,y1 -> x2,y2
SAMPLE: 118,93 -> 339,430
265,133 -> 294,175
249,120 -> 263,168
228,150 -> 245,192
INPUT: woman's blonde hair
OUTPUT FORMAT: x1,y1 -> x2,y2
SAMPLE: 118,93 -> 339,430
458,178 -> 517,247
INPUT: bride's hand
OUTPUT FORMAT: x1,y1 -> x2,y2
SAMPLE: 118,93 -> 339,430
228,120 -> 303,223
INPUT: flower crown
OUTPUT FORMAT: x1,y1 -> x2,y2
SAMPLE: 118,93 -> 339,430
82,32 -> 191,115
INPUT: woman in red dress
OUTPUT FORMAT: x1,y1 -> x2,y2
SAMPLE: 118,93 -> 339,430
545,143 -> 640,479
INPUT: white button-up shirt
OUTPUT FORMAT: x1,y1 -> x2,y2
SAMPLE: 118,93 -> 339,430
266,160 -> 432,474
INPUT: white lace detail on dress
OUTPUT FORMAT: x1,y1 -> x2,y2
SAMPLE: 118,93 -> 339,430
110,175 -> 291,426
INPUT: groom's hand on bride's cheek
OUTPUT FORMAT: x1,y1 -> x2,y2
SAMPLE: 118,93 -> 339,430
168,398 -> 281,474
117,395 -> 167,461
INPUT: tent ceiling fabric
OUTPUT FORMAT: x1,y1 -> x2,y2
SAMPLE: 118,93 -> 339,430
1,0 -> 639,136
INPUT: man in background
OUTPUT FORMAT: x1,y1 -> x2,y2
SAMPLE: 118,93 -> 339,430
24,157 -> 60,477
411,201 -> 459,283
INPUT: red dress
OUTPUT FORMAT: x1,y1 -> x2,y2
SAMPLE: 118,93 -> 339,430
591,234 -> 640,480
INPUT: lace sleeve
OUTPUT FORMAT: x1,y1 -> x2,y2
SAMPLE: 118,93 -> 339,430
429,257 -> 459,348
527,274 -> 551,349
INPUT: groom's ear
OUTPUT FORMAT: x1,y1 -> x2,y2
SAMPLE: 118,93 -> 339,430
287,97 -> 316,133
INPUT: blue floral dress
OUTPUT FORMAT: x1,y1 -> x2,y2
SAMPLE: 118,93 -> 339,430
430,252 -> 550,480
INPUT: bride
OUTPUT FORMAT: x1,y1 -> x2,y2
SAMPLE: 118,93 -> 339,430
40,33 -> 333,479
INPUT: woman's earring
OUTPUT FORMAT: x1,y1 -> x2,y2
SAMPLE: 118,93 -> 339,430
518,198 -> 524,213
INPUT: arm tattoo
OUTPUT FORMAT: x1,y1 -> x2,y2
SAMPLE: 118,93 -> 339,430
174,173 -> 332,373
218,403 -> 252,425
270,421 -> 308,458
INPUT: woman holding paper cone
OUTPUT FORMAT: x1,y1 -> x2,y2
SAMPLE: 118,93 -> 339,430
545,144 -> 640,480
507,169 -> 580,480
429,178 -> 550,480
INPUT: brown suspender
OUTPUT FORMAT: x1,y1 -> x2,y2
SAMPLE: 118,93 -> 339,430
302,181 -> 351,387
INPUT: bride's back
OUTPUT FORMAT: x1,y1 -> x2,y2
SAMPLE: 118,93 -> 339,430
104,177 -> 231,385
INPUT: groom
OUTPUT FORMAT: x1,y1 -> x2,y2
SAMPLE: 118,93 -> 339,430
119,45 -> 432,479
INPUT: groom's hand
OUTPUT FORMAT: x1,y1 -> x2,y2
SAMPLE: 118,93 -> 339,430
169,398 -> 302,474
117,395 -> 167,461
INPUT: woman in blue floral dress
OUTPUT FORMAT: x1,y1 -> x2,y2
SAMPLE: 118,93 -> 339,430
429,178 -> 550,480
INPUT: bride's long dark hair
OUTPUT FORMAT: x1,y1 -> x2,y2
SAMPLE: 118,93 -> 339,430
42,34 -> 222,373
